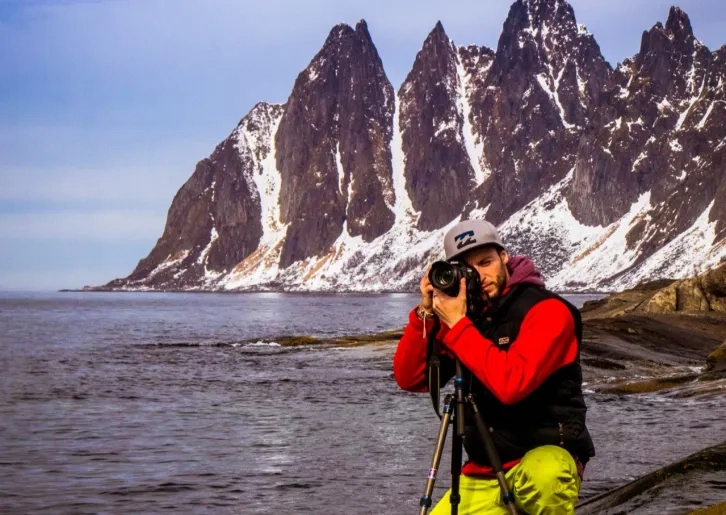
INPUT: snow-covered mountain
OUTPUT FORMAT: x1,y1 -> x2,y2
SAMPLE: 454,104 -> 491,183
104,0 -> 726,293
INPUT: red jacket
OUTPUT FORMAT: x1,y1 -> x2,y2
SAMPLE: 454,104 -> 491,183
393,257 -> 580,477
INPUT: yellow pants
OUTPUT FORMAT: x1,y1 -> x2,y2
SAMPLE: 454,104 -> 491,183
429,445 -> 581,515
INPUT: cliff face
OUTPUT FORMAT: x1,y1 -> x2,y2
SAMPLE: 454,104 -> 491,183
471,0 -> 611,225
567,7 -> 726,269
398,22 -> 488,231
274,21 -> 396,268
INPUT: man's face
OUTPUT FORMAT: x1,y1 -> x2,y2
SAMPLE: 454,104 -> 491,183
462,246 -> 510,299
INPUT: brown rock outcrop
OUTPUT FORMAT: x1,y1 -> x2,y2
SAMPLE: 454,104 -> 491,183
582,263 -> 726,318
705,340 -> 726,373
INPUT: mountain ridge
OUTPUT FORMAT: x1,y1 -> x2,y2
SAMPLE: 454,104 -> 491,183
101,1 -> 726,293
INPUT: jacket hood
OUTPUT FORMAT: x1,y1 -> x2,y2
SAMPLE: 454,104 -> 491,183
506,256 -> 545,288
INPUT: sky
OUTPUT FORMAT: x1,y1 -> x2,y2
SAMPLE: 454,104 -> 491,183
1,0 -> 725,290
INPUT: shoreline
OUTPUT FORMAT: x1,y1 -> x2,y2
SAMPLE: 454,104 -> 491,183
58,287 -> 617,295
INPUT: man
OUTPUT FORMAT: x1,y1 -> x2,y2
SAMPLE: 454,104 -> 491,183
393,219 -> 595,515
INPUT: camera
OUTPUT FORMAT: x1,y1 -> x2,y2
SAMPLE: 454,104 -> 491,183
428,260 -> 487,317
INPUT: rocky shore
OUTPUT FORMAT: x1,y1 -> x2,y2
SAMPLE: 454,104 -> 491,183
578,263 -> 726,398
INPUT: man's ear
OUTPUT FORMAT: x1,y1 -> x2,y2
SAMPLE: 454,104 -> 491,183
499,249 -> 509,265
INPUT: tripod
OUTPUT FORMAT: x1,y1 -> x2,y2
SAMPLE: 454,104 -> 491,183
418,359 -> 518,515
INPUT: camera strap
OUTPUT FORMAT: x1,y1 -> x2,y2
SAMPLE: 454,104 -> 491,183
426,317 -> 442,418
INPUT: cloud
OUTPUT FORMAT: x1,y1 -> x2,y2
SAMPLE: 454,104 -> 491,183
0,268 -> 108,290
0,164 -> 188,204
0,236 -> 156,290
0,209 -> 166,240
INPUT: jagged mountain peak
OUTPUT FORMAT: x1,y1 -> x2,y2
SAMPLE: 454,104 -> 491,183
495,0 -> 602,75
665,6 -> 694,40
520,0 -> 575,20
107,8 -> 726,295
236,102 -> 284,133
326,22 -> 354,40
421,20 -> 453,50
504,0 -> 578,35
316,19 -> 378,60
295,18 -> 386,93
639,6 -> 700,59
630,6 -> 711,103
355,19 -> 369,33
401,21 -> 458,90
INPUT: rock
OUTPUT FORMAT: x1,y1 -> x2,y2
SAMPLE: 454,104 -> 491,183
705,340 -> 726,373
580,266 -> 726,397
576,441 -> 726,514
580,280 -> 672,320
687,501 -> 726,514
582,263 -> 726,319
701,264 -> 726,312
599,374 -> 698,395
677,279 -> 712,311
642,265 -> 726,314
645,286 -> 677,313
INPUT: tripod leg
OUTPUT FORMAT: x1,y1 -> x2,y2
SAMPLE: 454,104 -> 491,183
450,360 -> 467,515
419,394 -> 454,515
449,423 -> 463,515
466,394 -> 518,515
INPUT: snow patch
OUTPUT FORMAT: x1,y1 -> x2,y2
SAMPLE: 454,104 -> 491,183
197,227 -> 219,266
335,142 -> 345,194
500,169 -> 601,258
221,111 -> 289,290
697,101 -> 716,130
270,215 -> 464,292
390,93 -> 419,225
657,98 -> 672,112
632,150 -> 648,172
548,192 -> 653,290
536,69 -> 576,130
456,53 -> 488,187
148,250 -> 190,279
610,201 -> 725,288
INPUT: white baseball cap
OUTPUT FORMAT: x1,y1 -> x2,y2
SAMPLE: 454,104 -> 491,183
443,219 -> 504,260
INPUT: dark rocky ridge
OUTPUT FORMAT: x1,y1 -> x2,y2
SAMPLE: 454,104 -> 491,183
102,0 -> 726,293
567,6 -> 726,259
471,0 -> 611,224
398,22 -> 488,231
106,103 -> 283,289
275,20 -> 396,268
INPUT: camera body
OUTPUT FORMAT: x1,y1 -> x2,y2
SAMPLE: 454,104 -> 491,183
428,260 -> 486,317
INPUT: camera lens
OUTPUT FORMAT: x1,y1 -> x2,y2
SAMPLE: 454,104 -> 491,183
429,262 -> 457,291
434,268 -> 454,287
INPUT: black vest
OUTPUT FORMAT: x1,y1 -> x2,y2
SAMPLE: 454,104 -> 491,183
448,284 -> 596,466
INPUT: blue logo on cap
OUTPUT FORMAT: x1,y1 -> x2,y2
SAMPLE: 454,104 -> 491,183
454,230 -> 476,250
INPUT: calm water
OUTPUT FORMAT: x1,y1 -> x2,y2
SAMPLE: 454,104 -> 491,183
1,292 -> 724,514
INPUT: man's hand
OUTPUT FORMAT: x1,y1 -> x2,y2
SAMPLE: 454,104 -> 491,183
419,264 -> 434,313
433,278 -> 467,328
